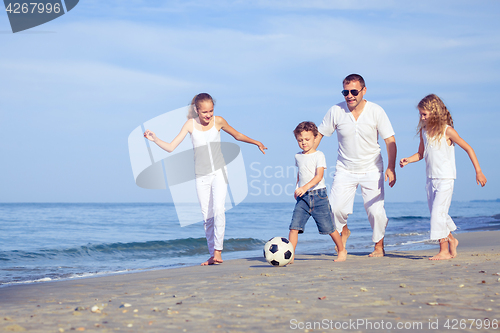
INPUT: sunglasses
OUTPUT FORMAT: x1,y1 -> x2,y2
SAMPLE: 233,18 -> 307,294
341,89 -> 363,97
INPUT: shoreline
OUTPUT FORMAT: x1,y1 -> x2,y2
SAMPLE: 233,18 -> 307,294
0,228 -> 485,289
1,230 -> 499,332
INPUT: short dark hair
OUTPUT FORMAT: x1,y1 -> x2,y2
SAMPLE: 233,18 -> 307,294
293,121 -> 318,138
343,74 -> 365,89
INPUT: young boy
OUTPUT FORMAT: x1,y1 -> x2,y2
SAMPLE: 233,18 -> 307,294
289,121 -> 347,263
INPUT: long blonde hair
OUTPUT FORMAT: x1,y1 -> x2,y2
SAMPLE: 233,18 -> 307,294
187,93 -> 215,119
417,94 -> 454,142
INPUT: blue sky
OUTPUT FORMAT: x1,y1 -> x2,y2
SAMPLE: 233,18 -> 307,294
1,0 -> 499,203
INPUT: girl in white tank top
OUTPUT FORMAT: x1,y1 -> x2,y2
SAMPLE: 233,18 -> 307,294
399,94 -> 486,260
144,93 -> 267,266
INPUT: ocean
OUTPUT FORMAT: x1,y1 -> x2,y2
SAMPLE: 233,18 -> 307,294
1,201 -> 499,287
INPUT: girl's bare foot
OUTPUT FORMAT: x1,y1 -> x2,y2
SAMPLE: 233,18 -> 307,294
213,250 -> 223,263
368,248 -> 385,257
429,252 -> 452,260
201,257 -> 217,265
449,236 -> 459,258
368,238 -> 385,257
429,237 -> 454,260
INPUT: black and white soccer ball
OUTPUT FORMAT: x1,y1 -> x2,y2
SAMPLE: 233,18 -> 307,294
263,237 -> 294,266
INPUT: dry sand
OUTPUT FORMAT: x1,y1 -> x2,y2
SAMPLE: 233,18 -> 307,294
1,231 -> 499,332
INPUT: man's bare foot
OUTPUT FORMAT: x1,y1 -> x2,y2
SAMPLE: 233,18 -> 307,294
334,249 -> 347,262
335,227 -> 351,253
368,248 -> 385,257
449,237 -> 459,258
429,252 -> 452,260
201,257 -> 217,265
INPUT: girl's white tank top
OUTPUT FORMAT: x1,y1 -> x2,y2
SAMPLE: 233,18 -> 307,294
190,118 -> 225,176
423,125 -> 456,179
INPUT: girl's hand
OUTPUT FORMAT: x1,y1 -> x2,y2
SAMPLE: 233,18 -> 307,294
257,142 -> 268,154
399,158 -> 409,168
143,130 -> 157,142
476,171 -> 487,187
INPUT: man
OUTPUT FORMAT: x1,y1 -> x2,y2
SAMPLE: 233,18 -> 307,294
315,74 -> 397,257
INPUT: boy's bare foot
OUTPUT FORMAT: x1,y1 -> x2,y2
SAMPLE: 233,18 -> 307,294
201,257 -> 217,265
429,252 -> 452,260
334,249 -> 347,262
449,237 -> 459,258
335,227 -> 351,253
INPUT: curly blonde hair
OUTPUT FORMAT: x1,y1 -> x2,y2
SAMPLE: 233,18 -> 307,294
417,94 -> 453,142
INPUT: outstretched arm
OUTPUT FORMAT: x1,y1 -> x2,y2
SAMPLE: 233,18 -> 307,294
143,120 -> 190,153
218,117 -> 267,154
400,130 -> 424,167
384,135 -> 397,187
446,127 -> 487,187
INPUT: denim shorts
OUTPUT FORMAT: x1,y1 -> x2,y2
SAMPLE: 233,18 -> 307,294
289,187 -> 335,235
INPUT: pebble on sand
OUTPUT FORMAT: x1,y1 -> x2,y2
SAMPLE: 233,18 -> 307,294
90,306 -> 101,313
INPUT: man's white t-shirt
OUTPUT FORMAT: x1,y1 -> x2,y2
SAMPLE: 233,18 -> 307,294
318,101 -> 395,173
295,150 -> 327,191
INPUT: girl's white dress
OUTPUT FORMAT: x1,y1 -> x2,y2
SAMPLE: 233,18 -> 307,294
423,125 -> 457,240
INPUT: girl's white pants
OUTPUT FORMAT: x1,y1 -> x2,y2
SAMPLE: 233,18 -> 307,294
196,168 -> 228,257
426,178 -> 456,240
329,169 -> 388,243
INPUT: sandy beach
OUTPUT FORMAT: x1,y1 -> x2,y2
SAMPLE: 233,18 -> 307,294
1,230 -> 499,332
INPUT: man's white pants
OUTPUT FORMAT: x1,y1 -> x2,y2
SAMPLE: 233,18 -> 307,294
329,169 -> 388,243
196,168 -> 228,257
426,178 -> 456,240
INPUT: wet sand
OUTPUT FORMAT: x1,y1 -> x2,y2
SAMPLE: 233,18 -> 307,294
1,231 -> 499,332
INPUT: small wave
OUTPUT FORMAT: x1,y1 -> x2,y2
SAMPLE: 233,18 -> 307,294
390,215 -> 428,221
392,232 -> 427,237
0,238 -> 266,262
386,239 -> 429,247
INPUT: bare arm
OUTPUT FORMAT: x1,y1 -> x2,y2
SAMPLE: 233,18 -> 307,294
218,116 -> 267,154
143,120 -> 191,153
384,135 -> 397,187
446,127 -> 487,186
400,130 -> 425,167
294,167 -> 324,198
294,172 -> 299,199
313,133 -> 323,150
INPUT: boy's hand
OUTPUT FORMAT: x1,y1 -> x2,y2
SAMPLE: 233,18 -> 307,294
294,187 -> 307,198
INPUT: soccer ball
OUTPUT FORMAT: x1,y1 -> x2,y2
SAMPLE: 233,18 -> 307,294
263,237 -> 294,266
